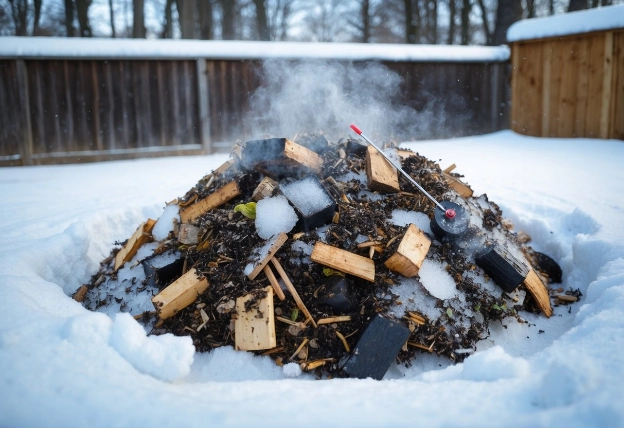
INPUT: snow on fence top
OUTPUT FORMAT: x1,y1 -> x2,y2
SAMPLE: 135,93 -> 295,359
507,4 -> 624,43
0,36 -> 509,62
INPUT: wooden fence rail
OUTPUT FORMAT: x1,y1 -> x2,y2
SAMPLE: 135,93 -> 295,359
0,38 -> 511,166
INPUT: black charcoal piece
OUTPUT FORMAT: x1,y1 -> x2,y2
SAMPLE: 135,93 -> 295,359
240,138 -> 286,170
142,251 -> 184,289
342,315 -> 411,380
534,252 -> 562,283
346,140 -> 367,157
280,175 -> 336,232
430,201 -> 470,240
317,276 -> 356,313
298,135 -> 331,154
476,244 -> 529,293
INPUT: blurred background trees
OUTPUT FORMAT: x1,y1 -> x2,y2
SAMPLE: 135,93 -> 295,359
0,0 -> 619,43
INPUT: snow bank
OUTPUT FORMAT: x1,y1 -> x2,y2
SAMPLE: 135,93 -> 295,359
0,37 -> 510,62
507,4 -> 624,42
1,132 -> 623,426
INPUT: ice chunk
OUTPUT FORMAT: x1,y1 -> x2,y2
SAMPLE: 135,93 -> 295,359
418,259 -> 458,300
255,195 -> 298,239
152,204 -> 180,241
283,362 -> 302,377
390,210 -> 433,235
281,176 -> 332,216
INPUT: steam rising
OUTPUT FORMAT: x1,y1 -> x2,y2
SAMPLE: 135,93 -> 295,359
245,60 -> 442,141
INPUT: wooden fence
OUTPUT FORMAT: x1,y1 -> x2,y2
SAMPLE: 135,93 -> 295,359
0,38 -> 511,166
510,28 -> 624,139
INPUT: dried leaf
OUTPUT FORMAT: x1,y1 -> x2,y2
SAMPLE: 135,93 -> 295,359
322,267 -> 345,277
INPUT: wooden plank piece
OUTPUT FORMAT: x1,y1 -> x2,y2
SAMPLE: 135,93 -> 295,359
443,172 -> 474,198
246,232 -> 288,280
365,145 -> 400,193
270,258 -> 317,328
234,286 -> 277,351
384,224 -> 431,277
180,180 -> 241,223
310,242 -> 375,282
263,264 -> 286,301
523,268 -> 553,318
284,139 -> 324,173
151,268 -> 209,319
252,176 -> 278,201
114,218 -> 157,271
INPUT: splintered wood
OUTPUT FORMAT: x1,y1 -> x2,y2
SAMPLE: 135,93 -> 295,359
252,176 -> 278,201
246,232 -> 288,280
283,139 -> 324,173
384,224 -> 431,277
311,242 -> 376,282
234,286 -> 276,351
365,145 -> 400,193
523,269 -> 553,317
180,180 -> 241,223
151,268 -> 209,319
443,164 -> 474,198
114,218 -> 157,271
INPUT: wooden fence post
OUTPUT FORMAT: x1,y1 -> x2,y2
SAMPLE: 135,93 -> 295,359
196,58 -> 212,154
15,60 -> 33,166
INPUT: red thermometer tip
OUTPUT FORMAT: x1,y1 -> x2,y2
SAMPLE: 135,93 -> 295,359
350,124 -> 362,135
445,209 -> 456,219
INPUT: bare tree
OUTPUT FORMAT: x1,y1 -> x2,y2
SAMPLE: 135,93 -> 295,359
567,0 -> 587,10
491,0 -> 521,45
133,0 -> 145,37
8,0 -> 29,35
199,0 -> 213,39
425,0 -> 438,43
266,0 -> 294,40
162,0 -> 174,37
64,0 -> 75,36
253,0 -> 270,40
404,0 -> 419,43
460,0 -> 471,44
219,0 -> 236,39
109,0 -> 116,37
33,0 -> 41,34
75,0 -> 92,37
475,0 -> 491,44
447,0 -> 456,43
348,0 -> 372,42
176,0 -> 194,38
298,0 -> 348,42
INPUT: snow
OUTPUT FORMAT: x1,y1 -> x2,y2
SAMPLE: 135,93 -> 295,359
1,131 -> 624,426
0,37 -> 510,62
255,195 -> 298,239
507,4 -> 624,42
152,204 -> 179,241
417,259 -> 458,300
281,176 -> 333,216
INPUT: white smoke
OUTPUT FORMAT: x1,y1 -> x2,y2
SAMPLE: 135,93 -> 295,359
244,59 -> 449,142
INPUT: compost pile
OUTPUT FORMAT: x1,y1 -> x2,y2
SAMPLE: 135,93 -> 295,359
79,133 -> 569,379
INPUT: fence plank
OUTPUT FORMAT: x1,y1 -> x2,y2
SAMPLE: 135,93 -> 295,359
196,58 -> 212,154
600,31 -> 614,139
15,60 -> 33,165
613,31 -> 624,139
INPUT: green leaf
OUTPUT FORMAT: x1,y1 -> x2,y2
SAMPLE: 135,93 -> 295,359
291,308 -> 299,322
446,308 -> 453,318
474,304 -> 481,312
323,267 -> 345,277
233,202 -> 257,219
492,304 -> 502,311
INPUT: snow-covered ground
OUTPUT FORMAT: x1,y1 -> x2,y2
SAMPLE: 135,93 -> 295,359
1,131 -> 623,427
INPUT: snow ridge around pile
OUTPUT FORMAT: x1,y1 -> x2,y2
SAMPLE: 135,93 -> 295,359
1,133 -> 624,427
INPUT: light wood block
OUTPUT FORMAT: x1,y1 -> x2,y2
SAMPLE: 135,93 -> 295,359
114,218 -> 157,271
178,223 -> 200,245
284,139 -> 324,173
252,176 -> 278,201
180,180 -> 241,223
443,172 -> 474,198
523,269 -> 553,318
151,268 -> 209,319
311,242 -> 375,282
384,224 -> 431,277
234,286 -> 277,351
246,232 -> 288,280
365,145 -> 400,193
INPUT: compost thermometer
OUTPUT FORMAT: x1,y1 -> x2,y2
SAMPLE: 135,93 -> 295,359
350,124 -> 456,220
